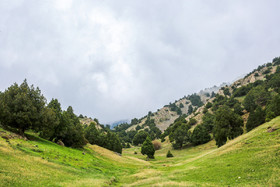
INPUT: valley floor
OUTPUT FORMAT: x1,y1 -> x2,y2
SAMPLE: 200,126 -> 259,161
1,117 -> 280,186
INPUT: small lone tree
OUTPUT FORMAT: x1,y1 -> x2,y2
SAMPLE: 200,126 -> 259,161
141,136 -> 155,159
166,150 -> 174,158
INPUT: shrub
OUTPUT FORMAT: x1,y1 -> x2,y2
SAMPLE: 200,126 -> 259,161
166,150 -> 174,158
205,102 -> 212,109
141,137 -> 155,159
189,118 -> 197,126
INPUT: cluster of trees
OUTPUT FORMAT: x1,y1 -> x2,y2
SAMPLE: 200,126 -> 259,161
0,80 -> 122,153
168,102 -> 182,115
113,114 -> 162,147
188,94 -> 204,107
160,56 -> 280,148
161,115 -> 211,149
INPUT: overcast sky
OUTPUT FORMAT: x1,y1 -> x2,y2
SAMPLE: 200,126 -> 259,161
0,0 -> 280,124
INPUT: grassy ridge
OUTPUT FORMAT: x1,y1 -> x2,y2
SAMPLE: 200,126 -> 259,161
1,117 -> 280,186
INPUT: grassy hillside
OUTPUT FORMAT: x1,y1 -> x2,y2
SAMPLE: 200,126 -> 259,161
122,116 -> 280,186
1,116 -> 280,186
0,128 -> 146,186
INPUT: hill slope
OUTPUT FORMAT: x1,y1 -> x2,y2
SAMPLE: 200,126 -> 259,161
1,116 -> 279,186
127,84 -> 226,132
121,116 -> 280,186
0,129 -> 146,186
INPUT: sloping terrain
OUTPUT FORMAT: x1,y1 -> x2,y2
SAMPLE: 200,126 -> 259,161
1,116 -> 279,186
0,128 -> 146,186
127,84 -> 225,132
121,116 -> 280,186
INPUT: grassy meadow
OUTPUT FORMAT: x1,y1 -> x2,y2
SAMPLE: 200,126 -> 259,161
1,116 -> 280,186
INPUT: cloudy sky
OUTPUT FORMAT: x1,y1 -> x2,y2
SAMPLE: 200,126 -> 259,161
0,0 -> 280,124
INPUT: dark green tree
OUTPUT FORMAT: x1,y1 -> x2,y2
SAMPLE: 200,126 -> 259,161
191,125 -> 211,145
132,130 -> 149,145
141,136 -> 155,159
179,103 -> 184,108
188,118 -> 197,126
243,85 -> 270,112
39,107 -> 60,139
170,124 -> 190,149
166,150 -> 174,157
0,80 -> 46,135
189,94 -> 203,107
246,106 -> 265,132
233,103 -> 243,115
205,102 -> 212,109
43,98 -> 64,141
85,122 -> 100,145
188,105 -> 193,114
201,112 -> 215,132
213,106 -> 243,147
136,125 -> 141,131
265,94 -> 280,121
58,106 -> 87,148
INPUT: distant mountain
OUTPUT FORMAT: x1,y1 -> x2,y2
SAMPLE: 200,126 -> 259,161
110,119 -> 130,129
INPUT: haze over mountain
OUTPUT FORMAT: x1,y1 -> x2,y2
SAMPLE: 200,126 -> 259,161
1,0 -> 280,123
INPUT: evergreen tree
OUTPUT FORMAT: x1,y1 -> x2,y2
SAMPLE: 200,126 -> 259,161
141,136 -> 155,159
133,130 -> 149,145
85,122 -> 100,145
188,105 -> 193,114
166,150 -> 174,157
191,125 -> 211,145
214,106 -> 243,147
59,108 -> 87,148
265,94 -> 280,121
201,112 -> 215,132
233,103 -> 243,115
170,124 -> 190,149
246,106 -> 265,132
0,80 -> 46,135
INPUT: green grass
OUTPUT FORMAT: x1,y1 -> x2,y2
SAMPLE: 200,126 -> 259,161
1,117 -> 280,186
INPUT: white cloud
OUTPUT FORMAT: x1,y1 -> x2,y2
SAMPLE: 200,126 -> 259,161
0,0 -> 280,123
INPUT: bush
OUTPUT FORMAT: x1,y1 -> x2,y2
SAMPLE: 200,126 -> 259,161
205,102 -> 212,109
189,94 -> 203,107
152,140 -> 161,150
141,137 -> 155,159
189,118 -> 197,126
166,150 -> 174,158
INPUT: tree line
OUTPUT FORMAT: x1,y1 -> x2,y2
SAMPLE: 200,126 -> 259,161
161,56 -> 280,148
0,80 -> 122,153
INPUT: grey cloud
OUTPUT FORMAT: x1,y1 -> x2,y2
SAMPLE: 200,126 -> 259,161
1,0 -> 280,123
